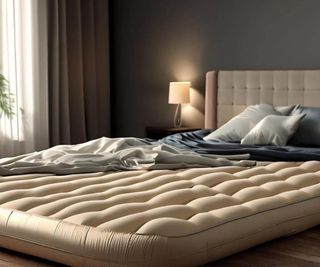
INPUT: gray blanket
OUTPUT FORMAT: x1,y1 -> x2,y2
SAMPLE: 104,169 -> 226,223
0,137 -> 255,175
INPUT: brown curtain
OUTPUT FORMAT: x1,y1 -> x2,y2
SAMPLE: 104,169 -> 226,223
48,0 -> 110,145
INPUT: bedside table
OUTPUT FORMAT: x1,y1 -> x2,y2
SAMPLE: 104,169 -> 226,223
145,127 -> 201,139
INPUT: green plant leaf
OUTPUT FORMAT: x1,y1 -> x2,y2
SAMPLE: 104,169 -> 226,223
0,74 -> 15,119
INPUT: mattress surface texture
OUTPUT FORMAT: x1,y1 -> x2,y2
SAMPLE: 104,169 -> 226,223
0,161 -> 320,266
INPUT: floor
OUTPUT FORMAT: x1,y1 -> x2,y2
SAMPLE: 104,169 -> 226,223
0,226 -> 319,267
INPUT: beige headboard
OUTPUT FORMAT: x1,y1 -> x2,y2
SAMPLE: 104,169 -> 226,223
205,70 -> 320,129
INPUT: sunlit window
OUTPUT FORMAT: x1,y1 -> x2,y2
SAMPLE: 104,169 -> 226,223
0,0 -> 48,157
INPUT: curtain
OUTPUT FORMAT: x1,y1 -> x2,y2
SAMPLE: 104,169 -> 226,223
48,0 -> 110,146
0,0 -> 49,157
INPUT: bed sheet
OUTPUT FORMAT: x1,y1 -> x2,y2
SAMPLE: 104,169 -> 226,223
159,130 -> 320,161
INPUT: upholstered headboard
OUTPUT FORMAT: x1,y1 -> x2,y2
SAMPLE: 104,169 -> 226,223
205,70 -> 320,129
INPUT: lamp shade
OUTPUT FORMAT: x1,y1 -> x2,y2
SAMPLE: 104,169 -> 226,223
168,82 -> 190,104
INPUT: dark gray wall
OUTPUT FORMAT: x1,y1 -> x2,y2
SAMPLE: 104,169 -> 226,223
111,0 -> 320,137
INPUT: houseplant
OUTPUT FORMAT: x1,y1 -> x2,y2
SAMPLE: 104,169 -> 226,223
0,74 -> 14,119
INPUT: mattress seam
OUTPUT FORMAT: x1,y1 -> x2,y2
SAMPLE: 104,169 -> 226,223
4,210 -> 14,228
135,193 -> 320,238
0,211 -> 319,265
2,191 -> 320,240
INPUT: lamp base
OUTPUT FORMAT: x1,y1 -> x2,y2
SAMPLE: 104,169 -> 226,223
173,104 -> 182,128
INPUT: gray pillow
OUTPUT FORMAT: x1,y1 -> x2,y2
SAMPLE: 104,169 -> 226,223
289,106 -> 320,146
241,114 -> 304,146
203,104 -> 281,142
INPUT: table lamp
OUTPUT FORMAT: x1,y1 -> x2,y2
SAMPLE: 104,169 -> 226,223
168,82 -> 190,127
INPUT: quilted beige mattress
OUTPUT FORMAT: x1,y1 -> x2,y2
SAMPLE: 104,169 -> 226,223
0,161 -> 320,266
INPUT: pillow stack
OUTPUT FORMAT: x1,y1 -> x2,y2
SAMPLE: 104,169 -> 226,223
204,104 -> 305,146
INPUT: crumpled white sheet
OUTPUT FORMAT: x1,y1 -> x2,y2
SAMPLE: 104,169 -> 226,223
0,137 -> 255,175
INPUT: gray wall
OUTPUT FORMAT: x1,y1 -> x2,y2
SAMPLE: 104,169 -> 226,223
111,0 -> 320,137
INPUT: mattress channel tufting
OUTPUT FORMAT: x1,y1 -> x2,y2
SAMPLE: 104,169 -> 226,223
0,161 -> 320,266
0,161 -> 319,237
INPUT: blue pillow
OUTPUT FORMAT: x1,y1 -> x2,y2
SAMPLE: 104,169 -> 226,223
289,106 -> 320,147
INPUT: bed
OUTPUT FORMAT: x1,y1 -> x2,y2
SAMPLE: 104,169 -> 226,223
0,70 -> 320,266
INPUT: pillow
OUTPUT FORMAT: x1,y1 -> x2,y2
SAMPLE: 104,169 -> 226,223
275,105 -> 298,115
241,114 -> 304,146
289,106 -> 320,146
203,104 -> 281,142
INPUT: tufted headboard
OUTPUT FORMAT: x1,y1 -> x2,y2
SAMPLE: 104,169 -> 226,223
205,70 -> 320,129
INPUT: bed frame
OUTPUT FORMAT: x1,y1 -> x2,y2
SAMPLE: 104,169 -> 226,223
205,70 -> 320,129
0,70 -> 320,267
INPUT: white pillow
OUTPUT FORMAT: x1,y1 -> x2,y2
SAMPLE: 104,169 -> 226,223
241,114 -> 304,146
275,105 -> 298,115
203,104 -> 280,142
